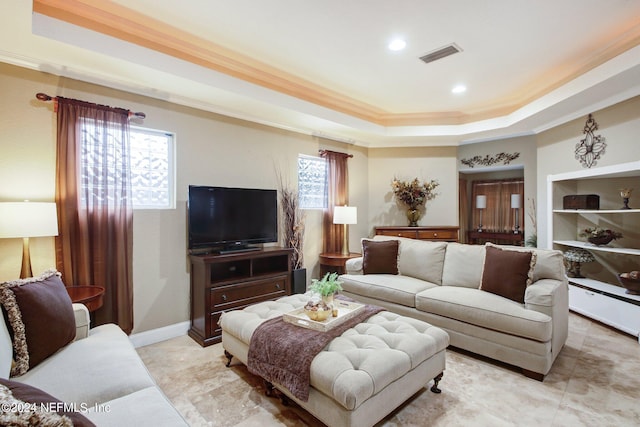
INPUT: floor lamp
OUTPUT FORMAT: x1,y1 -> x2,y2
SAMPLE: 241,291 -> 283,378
511,194 -> 521,234
333,205 -> 357,256
476,195 -> 486,232
0,202 -> 59,278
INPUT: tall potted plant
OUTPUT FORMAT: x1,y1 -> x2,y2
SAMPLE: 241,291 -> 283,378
277,170 -> 306,293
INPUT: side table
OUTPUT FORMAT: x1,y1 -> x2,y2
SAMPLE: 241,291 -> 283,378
319,252 -> 361,276
66,286 -> 105,312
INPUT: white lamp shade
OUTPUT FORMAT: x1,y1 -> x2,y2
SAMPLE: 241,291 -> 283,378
511,194 -> 521,209
476,195 -> 487,209
333,206 -> 357,225
0,202 -> 59,238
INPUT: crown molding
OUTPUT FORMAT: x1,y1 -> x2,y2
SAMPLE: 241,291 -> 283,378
33,0 -> 640,130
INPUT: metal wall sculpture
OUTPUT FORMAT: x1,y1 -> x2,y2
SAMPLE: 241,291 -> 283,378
460,152 -> 520,168
575,114 -> 606,168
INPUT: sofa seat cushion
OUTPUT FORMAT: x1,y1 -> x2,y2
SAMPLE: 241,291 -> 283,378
14,324 -> 156,406
84,386 -> 187,427
340,274 -> 438,308
415,287 -> 552,342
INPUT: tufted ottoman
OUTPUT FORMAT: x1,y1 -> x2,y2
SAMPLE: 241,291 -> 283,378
219,294 -> 449,427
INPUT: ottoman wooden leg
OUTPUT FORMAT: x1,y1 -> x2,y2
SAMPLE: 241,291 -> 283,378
263,380 -> 291,406
430,372 -> 443,393
224,350 -> 233,367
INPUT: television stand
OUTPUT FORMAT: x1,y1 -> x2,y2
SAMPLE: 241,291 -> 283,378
218,245 -> 261,255
189,247 -> 293,346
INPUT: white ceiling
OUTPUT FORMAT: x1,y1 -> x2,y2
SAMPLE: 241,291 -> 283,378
2,0 -> 640,147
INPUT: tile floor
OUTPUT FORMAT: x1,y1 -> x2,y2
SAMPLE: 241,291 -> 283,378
137,312 -> 640,426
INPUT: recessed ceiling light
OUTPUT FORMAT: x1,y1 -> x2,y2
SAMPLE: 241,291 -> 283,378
388,38 -> 407,51
452,84 -> 467,94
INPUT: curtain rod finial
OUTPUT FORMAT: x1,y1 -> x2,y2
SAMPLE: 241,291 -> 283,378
36,93 -> 52,101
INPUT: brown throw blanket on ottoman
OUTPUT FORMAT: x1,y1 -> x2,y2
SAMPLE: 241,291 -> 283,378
247,303 -> 385,401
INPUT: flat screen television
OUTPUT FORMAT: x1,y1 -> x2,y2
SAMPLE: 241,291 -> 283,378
188,185 -> 278,253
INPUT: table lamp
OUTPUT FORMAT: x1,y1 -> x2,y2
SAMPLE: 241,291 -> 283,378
476,195 -> 486,232
511,194 -> 521,234
333,205 -> 357,256
0,202 -> 59,278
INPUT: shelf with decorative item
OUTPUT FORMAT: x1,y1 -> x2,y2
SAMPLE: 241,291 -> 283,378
553,208 -> 640,214
569,277 -> 640,304
553,240 -> 640,256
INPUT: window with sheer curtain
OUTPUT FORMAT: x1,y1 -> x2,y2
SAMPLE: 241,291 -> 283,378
471,179 -> 524,232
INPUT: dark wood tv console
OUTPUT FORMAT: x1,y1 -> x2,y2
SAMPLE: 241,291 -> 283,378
188,247 -> 293,346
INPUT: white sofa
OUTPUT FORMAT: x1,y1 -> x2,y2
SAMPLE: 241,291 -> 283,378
339,235 -> 569,380
0,303 -> 187,426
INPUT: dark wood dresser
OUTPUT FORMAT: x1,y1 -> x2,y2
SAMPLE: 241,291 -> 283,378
375,226 -> 459,242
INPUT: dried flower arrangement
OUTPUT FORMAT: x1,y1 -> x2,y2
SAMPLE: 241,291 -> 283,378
276,169 -> 305,270
391,177 -> 439,209
579,227 -> 623,246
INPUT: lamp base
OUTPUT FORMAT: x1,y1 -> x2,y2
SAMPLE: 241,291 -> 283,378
341,224 -> 349,256
20,237 -> 33,279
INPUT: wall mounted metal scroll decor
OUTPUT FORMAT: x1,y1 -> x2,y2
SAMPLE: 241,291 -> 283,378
460,152 -> 520,168
575,114 -> 606,168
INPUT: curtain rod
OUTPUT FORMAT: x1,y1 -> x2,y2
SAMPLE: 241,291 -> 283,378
35,93 -> 146,119
318,149 -> 353,158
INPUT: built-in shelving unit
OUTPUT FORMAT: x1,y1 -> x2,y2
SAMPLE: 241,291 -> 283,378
547,161 -> 640,343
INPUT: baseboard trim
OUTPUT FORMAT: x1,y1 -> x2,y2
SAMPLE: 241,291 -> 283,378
129,321 -> 190,348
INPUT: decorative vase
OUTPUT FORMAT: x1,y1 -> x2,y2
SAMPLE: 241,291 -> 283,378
406,209 -> 421,227
322,293 -> 334,306
322,294 -> 338,317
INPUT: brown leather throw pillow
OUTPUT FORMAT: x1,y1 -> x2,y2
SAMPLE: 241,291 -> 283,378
362,239 -> 400,275
480,245 -> 536,303
0,270 -> 76,376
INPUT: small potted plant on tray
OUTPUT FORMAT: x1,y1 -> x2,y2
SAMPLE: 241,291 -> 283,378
310,272 -> 343,306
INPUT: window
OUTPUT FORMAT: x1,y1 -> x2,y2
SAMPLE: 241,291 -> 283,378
129,127 -> 175,209
80,123 -> 175,209
297,154 -> 327,209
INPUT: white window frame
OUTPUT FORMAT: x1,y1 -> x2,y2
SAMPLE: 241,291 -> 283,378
297,154 -> 327,210
129,126 -> 176,210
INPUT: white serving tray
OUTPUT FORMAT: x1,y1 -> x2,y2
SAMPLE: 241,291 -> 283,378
283,300 -> 365,332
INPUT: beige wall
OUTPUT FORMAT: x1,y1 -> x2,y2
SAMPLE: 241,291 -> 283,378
536,96 -> 640,248
0,63 -> 367,333
367,146 -> 459,236
2,60 -> 639,334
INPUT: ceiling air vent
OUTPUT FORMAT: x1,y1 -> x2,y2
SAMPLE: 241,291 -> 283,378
419,43 -> 462,64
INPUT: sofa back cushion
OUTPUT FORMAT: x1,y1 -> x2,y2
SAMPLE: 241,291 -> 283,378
441,243 -> 486,288
371,235 -> 446,284
362,239 -> 399,274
